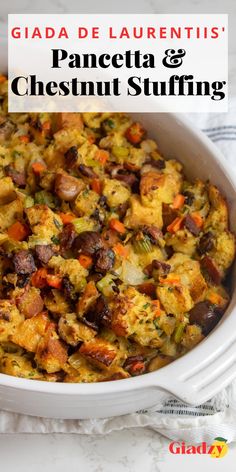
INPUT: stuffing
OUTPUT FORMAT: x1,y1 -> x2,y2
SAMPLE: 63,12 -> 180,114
111,287 -> 164,348
124,195 -> 163,229
74,188 -> 99,216
58,313 -> 96,346
181,324 -> 204,349
0,301 -> 23,342
11,312 -> 50,352
26,204 -> 62,245
140,170 -> 182,206
208,230 -> 235,275
0,352 -> 44,380
102,178 -> 131,208
44,289 -> 71,315
48,255 -> 88,292
169,255 -> 208,303
35,324 -> 68,373
157,277 -> 194,316
17,287 -> 44,318
165,228 -> 198,256
79,337 -> 120,370
0,93 -> 234,383
0,197 -> 24,231
0,176 -> 16,205
204,184 -> 228,231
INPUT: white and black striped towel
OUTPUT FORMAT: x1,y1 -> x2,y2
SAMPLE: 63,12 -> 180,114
1,103 -> 236,442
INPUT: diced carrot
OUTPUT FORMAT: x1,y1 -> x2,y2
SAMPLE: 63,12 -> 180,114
19,135 -> 29,143
166,216 -> 184,234
172,194 -> 185,210
7,221 -> 29,241
58,212 -> 76,225
91,178 -> 102,195
152,299 -> 161,317
191,212 -> 203,228
113,242 -> 129,258
129,361 -> 146,375
95,149 -> 109,165
109,218 -> 126,234
207,292 -> 224,305
42,120 -> 51,132
0,75 -> 7,83
125,122 -> 145,145
32,162 -> 46,175
31,268 -> 48,288
78,254 -> 93,269
46,274 -> 62,289
159,275 -> 180,285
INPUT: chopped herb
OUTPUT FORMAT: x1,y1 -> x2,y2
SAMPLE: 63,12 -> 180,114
12,150 -> 22,158
143,303 -> 150,309
53,217 -> 62,230
51,235 -> 60,245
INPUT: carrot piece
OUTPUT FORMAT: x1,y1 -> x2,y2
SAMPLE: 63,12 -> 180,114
19,135 -> 29,143
95,149 -> 109,165
78,254 -> 93,269
172,194 -> 185,210
152,299 -> 161,317
91,178 -> 102,195
7,221 -> 29,241
42,120 -> 51,132
159,276 -> 180,285
31,268 -> 48,288
113,242 -> 129,258
129,361 -> 146,375
109,218 -> 126,234
46,274 -> 62,289
191,212 -> 203,228
0,75 -> 7,83
58,212 -> 76,225
207,292 -> 224,305
125,122 -> 145,144
32,162 -> 46,175
166,216 -> 184,233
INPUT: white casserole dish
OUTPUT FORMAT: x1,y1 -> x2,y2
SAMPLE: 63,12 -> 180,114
0,40 -> 236,418
0,111 -> 236,419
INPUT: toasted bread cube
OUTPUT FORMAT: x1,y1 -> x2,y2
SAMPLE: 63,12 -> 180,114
157,279 -> 193,316
48,256 -> 87,292
0,177 -> 16,205
79,337 -> 118,370
26,204 -> 62,245
102,178 -> 131,208
124,195 -> 163,229
0,352 -> 44,380
208,230 -> 235,275
169,255 -> 208,303
140,171 -> 181,207
204,184 -> 229,231
58,313 -> 96,346
0,198 -> 23,231
11,312 -> 50,352
111,287 -> 163,348
165,229 -> 198,256
181,324 -> 203,349
35,325 -> 68,373
0,301 -> 23,343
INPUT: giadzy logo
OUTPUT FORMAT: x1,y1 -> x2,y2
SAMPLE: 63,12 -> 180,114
169,437 -> 229,458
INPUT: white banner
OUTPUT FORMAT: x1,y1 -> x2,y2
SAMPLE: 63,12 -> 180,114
8,14 -> 228,112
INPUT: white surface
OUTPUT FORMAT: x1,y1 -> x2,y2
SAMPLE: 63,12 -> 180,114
1,0 -> 236,470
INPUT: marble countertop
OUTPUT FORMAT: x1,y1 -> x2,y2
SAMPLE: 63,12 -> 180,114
1,1 -> 236,470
